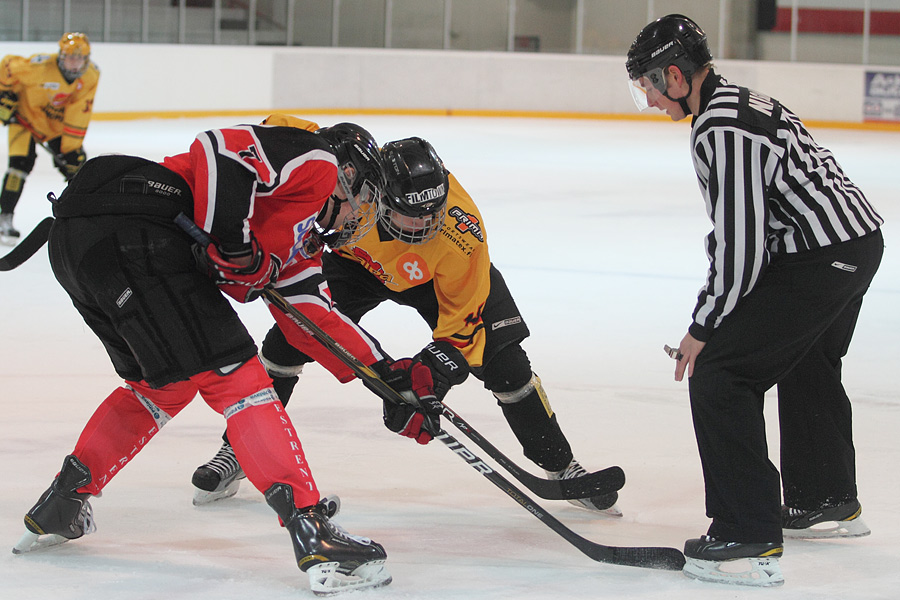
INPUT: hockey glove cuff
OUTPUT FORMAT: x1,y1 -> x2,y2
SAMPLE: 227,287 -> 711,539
372,358 -> 442,445
195,232 -> 281,303
415,340 -> 469,401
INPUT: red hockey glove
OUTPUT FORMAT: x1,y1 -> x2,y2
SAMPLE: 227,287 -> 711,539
414,341 -> 469,401
198,233 -> 281,303
373,358 -> 442,445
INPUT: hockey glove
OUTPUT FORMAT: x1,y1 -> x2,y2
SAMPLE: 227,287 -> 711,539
0,91 -> 17,124
373,358 -> 442,445
56,147 -> 86,181
414,341 -> 469,401
195,232 -> 281,303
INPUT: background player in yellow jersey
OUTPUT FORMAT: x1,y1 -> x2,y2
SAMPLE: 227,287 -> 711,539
192,126 -> 621,516
0,32 -> 99,244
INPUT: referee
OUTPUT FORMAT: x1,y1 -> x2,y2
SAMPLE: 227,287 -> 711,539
627,15 -> 884,586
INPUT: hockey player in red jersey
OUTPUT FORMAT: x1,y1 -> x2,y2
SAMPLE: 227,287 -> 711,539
193,131 -> 621,516
14,117 -> 438,594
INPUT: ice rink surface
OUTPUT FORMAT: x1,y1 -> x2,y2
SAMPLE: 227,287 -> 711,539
1,113 -> 898,599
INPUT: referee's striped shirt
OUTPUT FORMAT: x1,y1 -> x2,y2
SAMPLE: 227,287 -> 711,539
687,72 -> 883,341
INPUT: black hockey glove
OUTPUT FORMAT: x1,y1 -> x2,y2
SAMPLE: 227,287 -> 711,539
372,358 -> 443,445
0,91 -> 17,125
193,232 -> 281,303
414,341 -> 469,401
56,147 -> 86,181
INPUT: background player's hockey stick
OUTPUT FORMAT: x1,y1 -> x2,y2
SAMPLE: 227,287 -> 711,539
174,213 -> 623,501
10,115 -> 69,172
0,217 -> 54,271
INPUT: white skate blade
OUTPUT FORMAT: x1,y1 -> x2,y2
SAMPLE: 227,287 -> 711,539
12,531 -> 71,555
784,516 -> 871,539
683,556 -> 784,587
307,560 -> 392,596
567,498 -> 623,518
192,479 -> 242,506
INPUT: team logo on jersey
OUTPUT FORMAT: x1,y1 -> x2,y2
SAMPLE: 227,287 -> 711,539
344,247 -> 391,284
397,252 -> 431,284
51,93 -> 70,107
286,214 -> 320,265
42,82 -> 60,91
449,206 -> 483,242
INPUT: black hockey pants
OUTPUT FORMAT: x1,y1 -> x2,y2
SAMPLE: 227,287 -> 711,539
689,230 -> 883,544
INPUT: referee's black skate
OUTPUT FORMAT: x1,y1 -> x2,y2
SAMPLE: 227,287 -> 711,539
782,499 -> 870,539
265,483 -> 391,595
192,441 -> 246,505
682,535 -> 784,587
13,455 -> 97,554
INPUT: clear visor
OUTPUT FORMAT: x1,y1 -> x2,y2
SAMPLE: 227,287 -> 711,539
628,67 -> 667,112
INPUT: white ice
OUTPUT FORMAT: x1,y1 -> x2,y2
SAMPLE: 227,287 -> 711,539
1,114 -> 898,600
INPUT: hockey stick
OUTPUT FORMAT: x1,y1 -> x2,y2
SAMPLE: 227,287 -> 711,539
262,283 -> 683,571
10,115 -> 69,172
0,217 -> 54,271
174,213 -> 623,500
170,214 -> 684,571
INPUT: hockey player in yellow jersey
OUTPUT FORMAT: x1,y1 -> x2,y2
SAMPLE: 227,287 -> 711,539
190,115 -> 621,516
0,32 -> 99,244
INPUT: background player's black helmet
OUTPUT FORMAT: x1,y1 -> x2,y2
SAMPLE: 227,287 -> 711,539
625,14 -> 712,98
380,137 -> 449,245
315,122 -> 386,247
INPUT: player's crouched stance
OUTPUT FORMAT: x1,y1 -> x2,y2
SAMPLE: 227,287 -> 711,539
10,121 -> 402,594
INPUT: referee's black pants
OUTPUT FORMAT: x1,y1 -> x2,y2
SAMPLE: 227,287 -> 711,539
688,230 -> 883,544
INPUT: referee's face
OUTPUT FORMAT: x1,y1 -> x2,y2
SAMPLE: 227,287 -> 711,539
645,67 -> 690,122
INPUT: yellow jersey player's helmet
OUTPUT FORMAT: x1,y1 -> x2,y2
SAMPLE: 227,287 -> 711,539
57,32 -> 91,82
380,137 -> 449,245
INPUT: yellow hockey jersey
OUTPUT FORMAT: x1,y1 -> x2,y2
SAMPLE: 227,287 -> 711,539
260,114 -> 493,367
0,52 -> 100,153
336,174 -> 492,367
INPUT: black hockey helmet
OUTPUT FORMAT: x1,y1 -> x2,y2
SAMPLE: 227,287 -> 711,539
380,137 -> 449,245
625,14 -> 712,111
315,122 -> 386,247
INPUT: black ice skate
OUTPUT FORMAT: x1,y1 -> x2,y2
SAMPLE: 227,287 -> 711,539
191,441 -> 246,505
547,458 -> 621,517
782,499 -> 871,539
682,535 -> 784,587
265,483 -> 391,595
13,455 -> 96,554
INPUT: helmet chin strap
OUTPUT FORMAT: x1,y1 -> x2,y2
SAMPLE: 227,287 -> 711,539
664,77 -> 694,116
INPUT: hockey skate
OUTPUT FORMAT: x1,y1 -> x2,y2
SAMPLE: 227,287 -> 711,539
682,535 -> 784,587
265,483 -> 391,596
13,455 -> 96,554
547,458 -> 622,517
192,441 -> 246,505
782,499 -> 871,539
0,213 -> 20,246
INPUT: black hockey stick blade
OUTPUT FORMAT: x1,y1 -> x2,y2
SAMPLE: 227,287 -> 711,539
436,431 -> 686,571
442,404 -> 625,499
0,217 -> 54,271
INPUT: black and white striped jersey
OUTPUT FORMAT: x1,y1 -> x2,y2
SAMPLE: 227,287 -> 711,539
687,72 -> 883,341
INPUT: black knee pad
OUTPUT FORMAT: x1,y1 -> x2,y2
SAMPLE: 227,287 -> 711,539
481,343 -> 532,393
9,152 -> 36,174
260,324 -> 313,374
